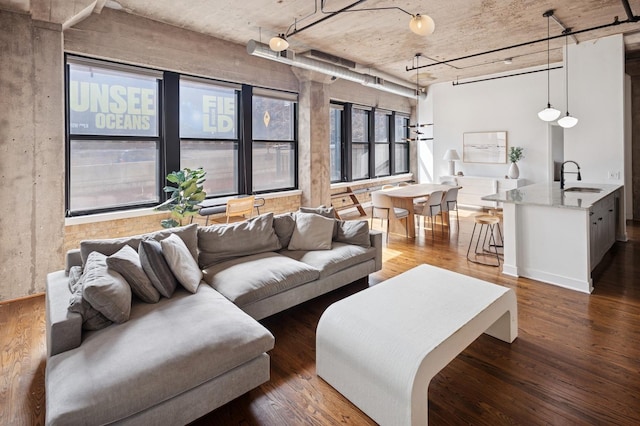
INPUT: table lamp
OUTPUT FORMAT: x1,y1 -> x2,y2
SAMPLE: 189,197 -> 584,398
443,149 -> 460,176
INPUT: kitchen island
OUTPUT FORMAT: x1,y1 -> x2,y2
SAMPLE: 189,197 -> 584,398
483,183 -> 626,293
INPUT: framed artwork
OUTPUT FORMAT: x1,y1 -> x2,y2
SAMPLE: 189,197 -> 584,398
463,131 -> 507,163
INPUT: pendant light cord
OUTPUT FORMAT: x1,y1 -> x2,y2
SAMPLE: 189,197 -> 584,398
565,33 -> 569,113
546,15 -> 551,107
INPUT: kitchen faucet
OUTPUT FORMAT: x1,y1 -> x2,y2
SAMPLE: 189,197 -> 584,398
560,160 -> 582,189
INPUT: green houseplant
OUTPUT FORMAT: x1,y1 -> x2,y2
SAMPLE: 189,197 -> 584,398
155,167 -> 207,228
507,147 -> 524,179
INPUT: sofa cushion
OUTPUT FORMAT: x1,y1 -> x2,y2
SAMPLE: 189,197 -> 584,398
288,212 -> 334,251
161,233 -> 203,293
45,285 -> 275,426
107,245 -> 160,303
335,220 -> 371,248
198,213 -> 281,269
281,242 -> 377,279
202,252 -> 320,307
273,212 -> 296,248
80,251 -> 132,323
80,223 -> 198,265
138,239 -> 178,298
67,266 -> 112,331
299,205 -> 338,238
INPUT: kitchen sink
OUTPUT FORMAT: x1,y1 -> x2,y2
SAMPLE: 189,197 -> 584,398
563,187 -> 602,193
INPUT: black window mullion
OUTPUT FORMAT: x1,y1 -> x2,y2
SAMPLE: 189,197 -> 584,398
240,84 -> 252,194
163,72 -> 180,199
344,103 -> 353,181
390,112 -> 397,175
369,107 -> 376,178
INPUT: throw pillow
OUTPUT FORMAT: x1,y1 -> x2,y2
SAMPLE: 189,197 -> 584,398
335,220 -> 371,248
81,251 -> 132,324
68,266 -> 113,331
107,245 -> 160,303
273,212 -> 296,248
298,205 -> 338,238
138,239 -> 178,298
160,233 -> 203,293
198,213 -> 281,269
288,212 -> 334,251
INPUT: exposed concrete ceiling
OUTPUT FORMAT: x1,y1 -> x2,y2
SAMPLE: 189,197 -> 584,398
3,0 -> 640,87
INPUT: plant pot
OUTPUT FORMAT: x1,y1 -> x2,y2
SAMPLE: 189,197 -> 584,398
508,162 -> 519,179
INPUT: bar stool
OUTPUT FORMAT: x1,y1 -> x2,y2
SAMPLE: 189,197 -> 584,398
487,207 -> 504,250
466,214 -> 501,267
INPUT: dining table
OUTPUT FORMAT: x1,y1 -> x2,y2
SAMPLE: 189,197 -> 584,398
380,183 -> 459,238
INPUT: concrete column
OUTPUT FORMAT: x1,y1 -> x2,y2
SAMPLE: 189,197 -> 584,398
294,69 -> 332,207
0,11 -> 64,300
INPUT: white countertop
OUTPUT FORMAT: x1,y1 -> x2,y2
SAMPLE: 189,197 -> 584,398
482,182 -> 623,210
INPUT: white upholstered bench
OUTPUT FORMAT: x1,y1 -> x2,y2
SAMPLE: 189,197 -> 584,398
316,264 -> 518,425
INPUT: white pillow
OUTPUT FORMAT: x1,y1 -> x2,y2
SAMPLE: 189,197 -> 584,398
288,212 -> 334,251
160,233 -> 203,293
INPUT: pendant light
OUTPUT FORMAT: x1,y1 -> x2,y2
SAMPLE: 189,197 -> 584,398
558,31 -> 579,128
538,10 -> 561,122
269,34 -> 289,52
406,53 -> 428,142
409,14 -> 435,35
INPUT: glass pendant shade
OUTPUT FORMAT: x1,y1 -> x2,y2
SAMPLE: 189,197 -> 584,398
409,14 -> 435,35
538,105 -> 561,121
558,113 -> 578,128
269,35 -> 289,52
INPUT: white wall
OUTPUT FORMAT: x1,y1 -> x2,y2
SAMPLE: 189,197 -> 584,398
420,34 -> 626,191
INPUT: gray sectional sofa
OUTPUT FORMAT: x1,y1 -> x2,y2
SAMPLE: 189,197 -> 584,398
45,210 -> 382,425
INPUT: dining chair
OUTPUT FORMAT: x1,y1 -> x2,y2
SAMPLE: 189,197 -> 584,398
397,182 -> 410,187
370,191 -> 409,241
381,184 -> 395,190
439,187 -> 459,231
414,190 -> 444,238
225,195 -> 255,223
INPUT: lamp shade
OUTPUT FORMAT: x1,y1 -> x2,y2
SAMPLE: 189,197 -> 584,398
557,114 -> 578,128
443,149 -> 460,161
409,14 -> 435,35
269,35 -> 289,52
537,106 -> 561,122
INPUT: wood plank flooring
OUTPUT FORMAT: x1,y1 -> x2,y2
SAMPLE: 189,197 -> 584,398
1,211 -> 639,425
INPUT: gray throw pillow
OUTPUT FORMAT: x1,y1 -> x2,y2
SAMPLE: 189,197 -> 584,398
335,220 -> 371,248
273,212 -> 296,248
288,212 -> 334,251
68,265 -> 113,331
138,239 -> 178,298
81,251 -> 132,323
198,213 -> 282,269
79,223 -> 198,265
107,245 -> 160,303
298,206 -> 338,238
161,233 -> 203,293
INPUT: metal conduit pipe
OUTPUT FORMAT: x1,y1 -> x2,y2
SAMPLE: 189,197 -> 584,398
247,40 -> 421,99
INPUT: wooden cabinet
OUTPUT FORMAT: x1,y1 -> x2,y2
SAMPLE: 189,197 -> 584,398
589,193 -> 616,270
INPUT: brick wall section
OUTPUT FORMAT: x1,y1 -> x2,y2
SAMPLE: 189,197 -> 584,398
63,193 -> 301,254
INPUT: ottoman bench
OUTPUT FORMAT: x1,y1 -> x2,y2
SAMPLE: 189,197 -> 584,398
316,264 -> 518,425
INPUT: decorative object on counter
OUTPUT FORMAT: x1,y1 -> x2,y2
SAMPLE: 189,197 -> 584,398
463,131 -> 507,163
155,167 -> 207,228
457,171 -> 464,176
508,146 -> 524,179
557,30 -> 579,128
538,10 -> 561,122
443,149 -> 461,176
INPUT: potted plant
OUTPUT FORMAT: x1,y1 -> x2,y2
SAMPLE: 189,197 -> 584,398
508,146 -> 524,179
155,167 -> 207,228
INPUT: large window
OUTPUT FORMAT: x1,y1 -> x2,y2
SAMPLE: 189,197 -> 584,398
374,111 -> 391,177
329,104 -> 343,183
351,107 -> 370,180
251,89 -> 297,192
67,58 -> 161,214
66,56 -> 299,216
394,114 -> 410,173
179,78 -> 239,196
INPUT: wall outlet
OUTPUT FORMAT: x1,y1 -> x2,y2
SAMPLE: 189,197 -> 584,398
608,171 -> 620,179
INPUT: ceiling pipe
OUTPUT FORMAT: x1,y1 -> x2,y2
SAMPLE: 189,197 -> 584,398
247,40 -> 421,99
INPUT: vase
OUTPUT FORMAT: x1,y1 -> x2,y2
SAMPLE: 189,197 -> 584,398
508,162 -> 519,179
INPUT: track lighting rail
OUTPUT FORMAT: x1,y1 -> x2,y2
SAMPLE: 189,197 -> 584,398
452,65 -> 562,86
406,15 -> 639,72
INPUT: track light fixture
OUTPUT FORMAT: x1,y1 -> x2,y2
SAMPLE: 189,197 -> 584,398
538,10 -> 561,122
268,1 -> 434,52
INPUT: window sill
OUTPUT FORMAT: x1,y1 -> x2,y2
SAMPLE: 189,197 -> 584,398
65,189 -> 302,226
330,173 -> 413,190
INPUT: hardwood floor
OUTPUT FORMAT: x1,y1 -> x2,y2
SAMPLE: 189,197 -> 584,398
1,211 -> 639,425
